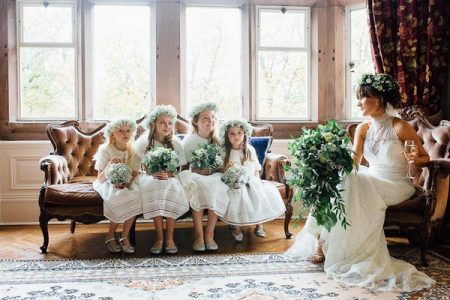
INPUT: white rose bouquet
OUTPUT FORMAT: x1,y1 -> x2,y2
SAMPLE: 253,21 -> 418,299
191,144 -> 223,171
142,146 -> 179,174
105,163 -> 132,187
221,165 -> 250,189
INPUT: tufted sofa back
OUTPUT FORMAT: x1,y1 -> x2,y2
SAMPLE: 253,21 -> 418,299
47,121 -> 106,179
410,117 -> 450,161
47,116 -> 191,181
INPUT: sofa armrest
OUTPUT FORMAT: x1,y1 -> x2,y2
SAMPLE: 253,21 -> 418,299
263,153 -> 290,184
39,155 -> 71,185
427,159 -> 450,222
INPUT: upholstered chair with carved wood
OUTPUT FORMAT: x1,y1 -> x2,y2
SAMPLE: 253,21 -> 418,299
347,109 -> 450,265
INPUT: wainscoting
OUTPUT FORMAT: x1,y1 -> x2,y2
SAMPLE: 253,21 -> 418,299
0,139 -> 291,224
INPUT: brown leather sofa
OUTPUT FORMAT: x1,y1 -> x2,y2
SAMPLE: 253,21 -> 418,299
347,109 -> 450,265
38,116 -> 293,253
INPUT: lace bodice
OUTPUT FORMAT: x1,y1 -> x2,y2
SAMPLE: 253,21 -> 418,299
364,116 -> 408,181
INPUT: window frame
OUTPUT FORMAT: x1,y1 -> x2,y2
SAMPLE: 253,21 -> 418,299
181,3 -> 249,119
254,5 -> 311,122
344,2 -> 370,121
84,0 -> 155,121
16,0 -> 79,121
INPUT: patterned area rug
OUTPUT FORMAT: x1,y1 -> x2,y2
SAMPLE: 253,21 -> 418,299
0,246 -> 448,300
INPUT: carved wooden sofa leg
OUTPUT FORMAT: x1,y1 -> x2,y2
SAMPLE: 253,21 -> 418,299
39,212 -> 51,254
284,188 -> 293,239
70,221 -> 76,234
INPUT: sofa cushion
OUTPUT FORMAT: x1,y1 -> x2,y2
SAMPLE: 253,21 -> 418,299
45,183 -> 103,206
249,136 -> 273,166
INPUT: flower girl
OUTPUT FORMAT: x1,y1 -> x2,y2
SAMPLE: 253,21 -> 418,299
93,119 -> 141,254
220,119 -> 286,241
179,102 -> 229,252
134,105 -> 189,254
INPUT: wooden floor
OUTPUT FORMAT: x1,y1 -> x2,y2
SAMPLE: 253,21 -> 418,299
0,219 -> 298,260
1,219 -> 448,261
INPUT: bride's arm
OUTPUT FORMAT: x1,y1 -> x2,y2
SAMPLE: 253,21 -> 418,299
352,122 -> 369,166
393,118 -> 430,167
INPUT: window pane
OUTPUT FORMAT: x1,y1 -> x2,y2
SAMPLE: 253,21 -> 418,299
93,5 -> 151,120
22,5 -> 73,43
349,8 -> 374,118
257,51 -> 308,119
186,7 -> 241,119
259,10 -> 306,48
20,48 -> 76,119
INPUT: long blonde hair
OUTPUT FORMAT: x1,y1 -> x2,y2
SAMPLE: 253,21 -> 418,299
191,111 -> 220,145
109,136 -> 135,168
145,118 -> 175,152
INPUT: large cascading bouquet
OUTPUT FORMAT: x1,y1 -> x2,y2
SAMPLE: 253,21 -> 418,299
106,163 -> 132,187
190,143 -> 224,171
285,120 -> 354,231
221,165 -> 250,189
142,146 -> 179,174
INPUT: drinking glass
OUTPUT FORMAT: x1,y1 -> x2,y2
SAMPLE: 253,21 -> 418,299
404,140 -> 417,180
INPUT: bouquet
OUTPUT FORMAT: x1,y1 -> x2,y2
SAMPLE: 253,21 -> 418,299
191,144 -> 223,171
285,120 -> 354,231
221,166 -> 250,189
142,146 -> 179,174
105,163 -> 132,187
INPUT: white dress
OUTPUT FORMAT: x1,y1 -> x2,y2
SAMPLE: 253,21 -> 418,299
134,135 -> 190,219
177,133 -> 230,216
286,116 -> 435,292
220,145 -> 286,226
92,144 -> 142,223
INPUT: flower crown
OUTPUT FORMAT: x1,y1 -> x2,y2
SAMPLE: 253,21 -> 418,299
104,118 -> 137,139
219,119 -> 253,140
144,105 -> 177,129
189,102 -> 219,119
357,73 -> 398,93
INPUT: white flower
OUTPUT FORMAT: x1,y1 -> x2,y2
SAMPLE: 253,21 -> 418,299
219,119 -> 253,141
104,119 -> 137,140
105,163 -> 132,185
189,102 -> 219,119
144,105 -> 177,129
191,143 -> 223,170
221,166 -> 250,188
142,146 -> 179,174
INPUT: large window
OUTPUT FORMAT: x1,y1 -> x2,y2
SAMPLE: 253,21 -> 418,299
17,1 -> 77,120
92,4 -> 151,120
256,6 -> 310,120
185,6 -> 242,119
346,4 -> 374,119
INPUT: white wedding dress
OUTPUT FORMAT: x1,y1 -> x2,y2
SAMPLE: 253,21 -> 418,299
286,116 -> 435,292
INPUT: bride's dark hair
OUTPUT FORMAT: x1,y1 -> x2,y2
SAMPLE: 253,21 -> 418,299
356,73 -> 401,108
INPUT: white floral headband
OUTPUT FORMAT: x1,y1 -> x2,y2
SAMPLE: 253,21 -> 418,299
357,73 -> 398,93
144,105 -> 177,129
189,102 -> 219,119
219,119 -> 253,140
104,118 -> 137,139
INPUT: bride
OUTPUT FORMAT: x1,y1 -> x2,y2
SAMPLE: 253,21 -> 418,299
286,73 -> 435,291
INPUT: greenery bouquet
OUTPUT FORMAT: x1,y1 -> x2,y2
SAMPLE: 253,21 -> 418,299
106,163 -> 132,187
221,165 -> 250,189
285,120 -> 354,231
142,146 -> 179,174
191,143 -> 223,171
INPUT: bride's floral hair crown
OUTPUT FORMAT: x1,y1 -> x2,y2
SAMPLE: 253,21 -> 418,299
219,119 -> 253,140
357,73 -> 398,93
189,102 -> 219,119
144,105 -> 177,129
104,118 -> 137,139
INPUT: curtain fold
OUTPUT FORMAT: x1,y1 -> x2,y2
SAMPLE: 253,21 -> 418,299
367,0 -> 450,116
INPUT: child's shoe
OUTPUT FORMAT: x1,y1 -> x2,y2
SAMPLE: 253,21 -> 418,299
254,224 -> 266,238
150,241 -> 164,254
229,225 -> 243,242
105,238 -> 121,253
164,241 -> 178,254
119,237 -> 135,254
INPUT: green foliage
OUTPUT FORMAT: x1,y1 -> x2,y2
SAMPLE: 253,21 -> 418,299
285,120 -> 355,231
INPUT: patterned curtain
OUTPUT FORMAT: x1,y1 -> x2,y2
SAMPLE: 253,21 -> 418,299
367,0 -> 450,116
